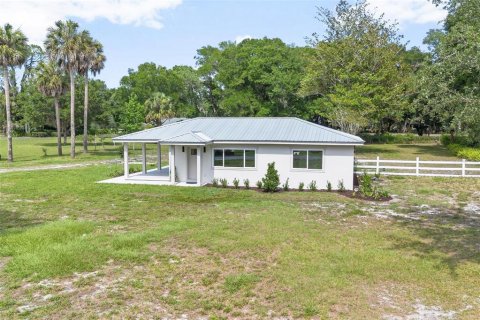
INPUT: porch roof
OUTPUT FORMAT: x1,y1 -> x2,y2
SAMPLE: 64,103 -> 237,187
113,117 -> 365,145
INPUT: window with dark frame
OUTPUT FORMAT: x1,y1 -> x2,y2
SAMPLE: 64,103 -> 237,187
292,150 -> 323,170
213,149 -> 256,168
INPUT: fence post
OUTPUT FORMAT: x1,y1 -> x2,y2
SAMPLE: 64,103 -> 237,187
462,159 -> 466,177
416,157 -> 420,176
376,156 -> 380,175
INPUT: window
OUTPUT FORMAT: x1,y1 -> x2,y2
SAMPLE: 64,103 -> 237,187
214,149 -> 223,166
224,149 -> 244,167
191,149 -> 197,156
213,149 -> 256,168
292,150 -> 323,170
245,150 -> 255,167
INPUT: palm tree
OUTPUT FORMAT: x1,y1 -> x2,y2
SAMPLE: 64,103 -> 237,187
78,35 -> 105,153
45,20 -> 83,158
36,61 -> 67,156
145,92 -> 176,126
0,24 -> 28,162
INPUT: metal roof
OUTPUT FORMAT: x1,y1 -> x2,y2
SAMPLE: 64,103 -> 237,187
113,117 -> 365,145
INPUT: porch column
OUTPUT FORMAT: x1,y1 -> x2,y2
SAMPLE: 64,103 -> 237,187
157,143 -> 162,170
123,143 -> 129,178
197,147 -> 202,186
169,145 -> 175,183
141,143 -> 147,174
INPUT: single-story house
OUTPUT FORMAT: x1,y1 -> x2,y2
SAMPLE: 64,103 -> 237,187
111,117 -> 364,190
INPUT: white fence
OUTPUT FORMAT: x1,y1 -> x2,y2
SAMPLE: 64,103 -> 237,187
355,157 -> 480,178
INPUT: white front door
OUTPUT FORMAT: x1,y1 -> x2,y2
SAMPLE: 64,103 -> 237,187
187,147 -> 198,182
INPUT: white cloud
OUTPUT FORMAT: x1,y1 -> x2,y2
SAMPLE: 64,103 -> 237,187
366,0 -> 446,25
0,0 -> 182,44
235,34 -> 253,44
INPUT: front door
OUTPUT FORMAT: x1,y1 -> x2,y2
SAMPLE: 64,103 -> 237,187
187,147 -> 198,182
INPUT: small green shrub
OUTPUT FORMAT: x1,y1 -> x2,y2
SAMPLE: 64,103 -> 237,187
326,181 -> 332,192
358,172 -> 389,200
243,179 -> 250,189
233,178 -> 240,189
308,180 -> 317,191
337,179 -> 345,192
212,178 -> 219,187
256,180 -> 263,189
282,178 -> 290,191
220,178 -> 228,188
298,182 -> 304,191
262,162 -> 280,192
440,134 -> 472,147
447,144 -> 480,161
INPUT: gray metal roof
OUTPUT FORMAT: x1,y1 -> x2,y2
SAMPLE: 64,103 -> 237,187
113,117 -> 365,145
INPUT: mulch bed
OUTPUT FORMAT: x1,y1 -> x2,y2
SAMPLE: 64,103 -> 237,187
204,185 -> 392,202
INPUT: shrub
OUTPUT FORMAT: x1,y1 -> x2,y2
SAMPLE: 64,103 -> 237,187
457,148 -> 480,161
440,134 -> 472,147
359,133 -> 438,144
262,162 -> 280,192
233,178 -> 240,189
41,147 -> 48,157
31,131 -> 49,138
243,179 -> 250,189
282,178 -> 290,191
256,180 -> 263,189
337,179 -> 345,192
298,182 -> 304,191
358,172 -> 389,200
326,181 -> 332,192
447,143 -> 480,161
220,178 -> 228,188
212,178 -> 219,187
308,180 -> 317,191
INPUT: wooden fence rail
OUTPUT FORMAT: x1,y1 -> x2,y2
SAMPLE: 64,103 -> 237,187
355,157 -> 480,178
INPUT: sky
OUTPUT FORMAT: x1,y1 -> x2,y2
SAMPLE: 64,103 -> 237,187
0,0 -> 447,88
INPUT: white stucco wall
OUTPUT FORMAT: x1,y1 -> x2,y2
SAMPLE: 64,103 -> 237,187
173,145 -> 188,182
170,144 -> 355,189
199,144 -> 355,190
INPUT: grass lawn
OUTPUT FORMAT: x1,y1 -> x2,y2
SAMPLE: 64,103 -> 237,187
1,164 -> 480,318
355,143 -> 460,161
0,136 -> 168,169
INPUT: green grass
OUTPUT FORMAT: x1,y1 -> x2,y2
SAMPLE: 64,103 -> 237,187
356,142 -> 459,161
1,164 -> 480,318
0,136 -> 168,168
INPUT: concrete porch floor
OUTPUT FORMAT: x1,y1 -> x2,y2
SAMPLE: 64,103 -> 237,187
97,167 -> 202,187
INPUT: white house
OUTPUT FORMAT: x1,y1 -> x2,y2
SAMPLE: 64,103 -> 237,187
110,117 -> 364,190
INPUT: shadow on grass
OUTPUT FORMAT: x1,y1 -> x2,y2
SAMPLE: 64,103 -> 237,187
390,208 -> 480,275
0,208 -> 43,234
396,144 -> 453,158
355,146 -> 397,155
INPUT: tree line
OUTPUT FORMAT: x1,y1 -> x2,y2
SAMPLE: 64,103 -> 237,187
1,0 -> 479,162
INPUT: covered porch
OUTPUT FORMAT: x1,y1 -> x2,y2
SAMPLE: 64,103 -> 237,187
99,141 -> 206,186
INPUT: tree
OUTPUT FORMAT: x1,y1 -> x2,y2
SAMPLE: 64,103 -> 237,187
144,92 -> 175,126
78,34 -> 105,153
416,0 -> 480,143
195,38 -> 309,117
300,0 -> 410,134
262,162 -> 280,192
36,60 -> 67,155
45,20 -> 84,158
0,23 -> 29,162
120,94 -> 144,133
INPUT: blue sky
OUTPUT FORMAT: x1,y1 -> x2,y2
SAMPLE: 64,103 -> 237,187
0,0 -> 446,88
